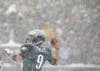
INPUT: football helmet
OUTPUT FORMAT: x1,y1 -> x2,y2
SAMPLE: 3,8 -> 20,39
26,29 -> 45,46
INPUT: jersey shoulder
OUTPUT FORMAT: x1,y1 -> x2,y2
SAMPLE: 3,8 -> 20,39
21,43 -> 35,51
45,47 -> 51,51
45,47 -> 52,54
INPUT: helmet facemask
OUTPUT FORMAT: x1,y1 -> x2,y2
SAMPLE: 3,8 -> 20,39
32,35 -> 45,46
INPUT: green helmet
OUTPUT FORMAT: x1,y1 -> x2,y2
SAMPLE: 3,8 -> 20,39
26,29 -> 45,45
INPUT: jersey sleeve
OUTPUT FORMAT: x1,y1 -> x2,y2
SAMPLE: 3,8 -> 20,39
47,48 -> 56,65
20,44 -> 32,58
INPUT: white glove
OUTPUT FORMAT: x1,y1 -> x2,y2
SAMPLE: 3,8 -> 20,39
4,49 -> 14,55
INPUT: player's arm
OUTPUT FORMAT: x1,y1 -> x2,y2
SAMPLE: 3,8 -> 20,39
47,48 -> 60,65
54,47 -> 60,65
5,45 -> 29,62
13,45 -> 29,62
47,37 -> 60,65
4,49 -> 23,62
47,48 -> 56,65
14,44 -> 33,62
50,37 -> 60,65
12,54 -> 23,62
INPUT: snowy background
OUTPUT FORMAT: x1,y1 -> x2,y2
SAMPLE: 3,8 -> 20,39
0,0 -> 100,71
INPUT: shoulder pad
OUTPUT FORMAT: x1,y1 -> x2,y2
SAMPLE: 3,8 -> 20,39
21,43 -> 34,51
21,43 -> 33,47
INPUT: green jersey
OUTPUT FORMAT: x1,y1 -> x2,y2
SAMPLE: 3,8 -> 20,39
20,44 -> 56,71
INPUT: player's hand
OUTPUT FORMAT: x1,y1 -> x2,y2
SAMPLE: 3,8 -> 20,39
15,55 -> 23,62
50,37 -> 60,49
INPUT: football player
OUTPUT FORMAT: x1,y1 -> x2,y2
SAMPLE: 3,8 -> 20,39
6,29 -> 60,71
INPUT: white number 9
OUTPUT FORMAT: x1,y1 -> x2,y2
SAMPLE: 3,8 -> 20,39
36,54 -> 44,69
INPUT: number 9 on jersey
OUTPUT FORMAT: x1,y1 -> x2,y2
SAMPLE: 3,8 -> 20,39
36,54 -> 44,69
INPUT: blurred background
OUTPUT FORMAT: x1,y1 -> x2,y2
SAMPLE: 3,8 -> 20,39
0,0 -> 100,71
